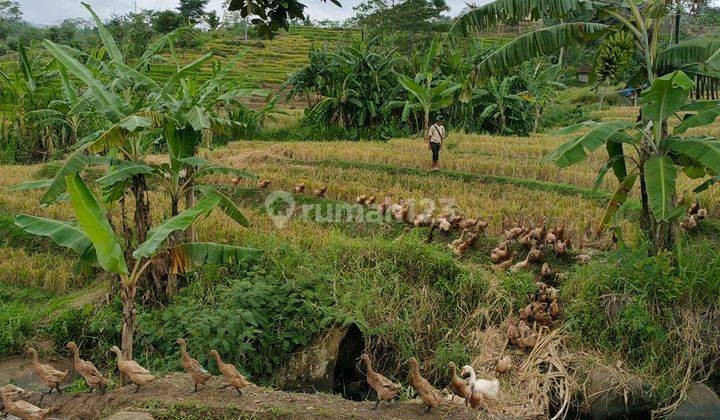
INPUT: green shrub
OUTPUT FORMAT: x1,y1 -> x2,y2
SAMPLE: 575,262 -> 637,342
0,301 -> 37,355
136,261 -> 335,380
541,103 -> 589,130
564,240 -> 720,400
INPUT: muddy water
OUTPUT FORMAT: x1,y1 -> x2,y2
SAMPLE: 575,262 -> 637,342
0,356 -> 77,390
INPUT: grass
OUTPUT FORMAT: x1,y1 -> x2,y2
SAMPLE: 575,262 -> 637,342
2,91 -> 720,415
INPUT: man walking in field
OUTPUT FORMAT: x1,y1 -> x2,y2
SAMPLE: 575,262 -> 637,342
427,116 -> 446,171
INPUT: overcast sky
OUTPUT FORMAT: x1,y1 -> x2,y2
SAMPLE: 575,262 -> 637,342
18,0 -> 474,25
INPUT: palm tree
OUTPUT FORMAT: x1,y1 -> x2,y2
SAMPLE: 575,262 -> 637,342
448,0 -> 720,251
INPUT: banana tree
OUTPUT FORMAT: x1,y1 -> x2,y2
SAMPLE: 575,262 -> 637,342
396,72 -> 461,141
448,0 -> 720,251
544,71 -> 720,250
471,76 -> 526,134
15,173 -> 260,361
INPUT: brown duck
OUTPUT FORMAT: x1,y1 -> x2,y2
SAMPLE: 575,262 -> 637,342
176,339 -> 212,392
407,358 -> 443,414
0,388 -> 50,420
359,353 -> 400,409
26,348 -> 67,394
209,350 -> 252,396
109,346 -> 155,393
447,362 -> 471,403
67,342 -> 108,392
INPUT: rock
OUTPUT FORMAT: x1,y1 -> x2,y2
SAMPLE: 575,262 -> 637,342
588,367 -> 653,419
105,411 -> 155,420
271,327 -> 348,392
668,383 -> 720,419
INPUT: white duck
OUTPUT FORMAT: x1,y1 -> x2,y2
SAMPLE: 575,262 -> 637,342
460,365 -> 500,400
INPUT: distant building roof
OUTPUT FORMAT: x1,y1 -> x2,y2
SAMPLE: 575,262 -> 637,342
577,65 -> 593,74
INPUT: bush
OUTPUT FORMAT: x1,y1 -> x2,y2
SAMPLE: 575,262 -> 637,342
136,261 -> 335,379
541,103 -> 590,130
564,240 -> 720,401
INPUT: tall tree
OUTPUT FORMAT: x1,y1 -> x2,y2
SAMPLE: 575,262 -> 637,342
205,10 -> 221,30
153,10 -> 185,34
353,0 -> 450,51
178,0 -> 209,23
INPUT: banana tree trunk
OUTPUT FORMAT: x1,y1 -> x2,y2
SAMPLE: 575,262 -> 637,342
120,282 -> 137,368
184,167 -> 196,243
533,107 -> 542,133
638,122 -> 677,253
423,108 -> 430,141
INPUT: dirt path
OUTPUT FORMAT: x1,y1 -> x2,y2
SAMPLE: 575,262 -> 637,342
24,373 -> 487,419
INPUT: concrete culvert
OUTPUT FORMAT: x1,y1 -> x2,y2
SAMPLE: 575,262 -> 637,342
271,324 -> 369,401
332,324 -> 369,401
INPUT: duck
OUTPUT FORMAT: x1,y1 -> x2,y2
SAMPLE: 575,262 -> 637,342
0,388 -> 50,420
0,384 -> 31,403
407,358 -> 443,414
529,217 -> 546,241
507,321 -> 520,345
497,251 -> 518,270
576,254 -> 591,264
495,355 -> 513,374
460,365 -> 500,400
545,231 -> 557,245
438,218 -> 452,232
697,208 -> 708,220
541,263 -> 552,279
109,346 -> 155,393
450,229 -> 468,248
413,212 -> 433,227
293,183 -> 306,194
377,196 -> 392,215
66,342 -> 108,392
491,242 -> 509,263
176,339 -> 212,392
554,240 -> 567,255
682,214 -> 698,230
457,218 -> 480,230
359,353 -> 400,409
365,196 -> 376,205
312,185 -> 328,198
510,252 -> 532,272
209,350 -> 251,396
505,226 -> 524,241
393,205 -> 410,223
528,247 -> 543,262
356,194 -> 368,205
467,386 -> 484,409
550,299 -> 561,319
257,179 -> 271,189
26,348 -> 67,394
477,219 -> 490,232
688,202 -> 701,215
447,362 -> 471,403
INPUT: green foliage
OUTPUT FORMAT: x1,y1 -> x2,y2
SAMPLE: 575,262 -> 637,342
137,261 -> 334,378
352,0 -> 451,52
0,300 -> 36,356
564,240 -> 720,398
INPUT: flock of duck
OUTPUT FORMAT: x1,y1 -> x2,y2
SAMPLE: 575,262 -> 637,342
2,338 -> 505,418
360,353 -> 501,414
0,340 -> 250,419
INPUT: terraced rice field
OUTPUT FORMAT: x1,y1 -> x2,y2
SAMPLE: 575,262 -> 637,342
4,113 -> 720,291
149,27 -> 359,87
